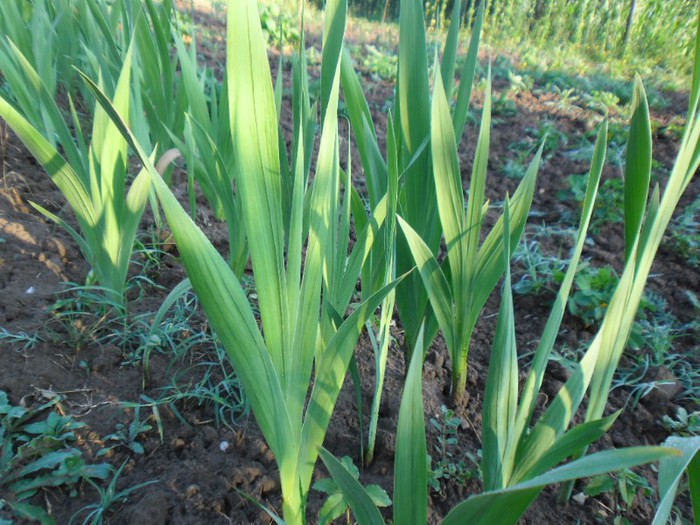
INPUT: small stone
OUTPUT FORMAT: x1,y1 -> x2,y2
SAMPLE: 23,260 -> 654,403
572,492 -> 587,505
185,484 -> 200,498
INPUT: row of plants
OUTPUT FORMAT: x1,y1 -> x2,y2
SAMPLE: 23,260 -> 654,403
483,0 -> 697,71
0,0 -> 699,522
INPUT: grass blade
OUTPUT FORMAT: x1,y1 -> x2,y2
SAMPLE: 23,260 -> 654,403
393,323 -> 427,525
652,436 -> 700,525
452,0 -> 485,141
227,0 -> 288,376
624,75 -> 652,260
440,0 -> 462,101
482,199 -> 518,491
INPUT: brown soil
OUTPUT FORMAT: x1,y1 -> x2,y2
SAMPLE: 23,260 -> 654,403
1,4 -> 698,525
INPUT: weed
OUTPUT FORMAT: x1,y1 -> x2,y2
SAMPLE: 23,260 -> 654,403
427,406 -> 480,494
567,263 -> 618,326
99,406 -> 153,456
507,69 -> 533,95
0,390 -> 111,523
662,408 -> 700,437
313,456 -> 390,525
584,89 -> 623,114
499,152 -> 530,180
511,229 -> 571,296
360,44 -> 397,82
558,174 -> 625,234
584,468 -> 654,519
511,119 -> 568,157
0,327 -> 43,352
551,86 -> 581,111
70,460 -> 158,525
44,283 -> 127,351
491,92 -> 517,118
154,335 -> 249,429
664,197 -> 700,268
259,4 -> 301,47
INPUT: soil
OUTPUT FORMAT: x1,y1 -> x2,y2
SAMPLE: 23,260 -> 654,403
1,3 -> 698,524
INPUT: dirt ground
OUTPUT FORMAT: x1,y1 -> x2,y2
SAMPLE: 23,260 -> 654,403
1,4 -> 698,524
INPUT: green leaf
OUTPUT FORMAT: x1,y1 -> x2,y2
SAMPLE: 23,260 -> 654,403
318,491 -> 347,525
652,435 -> 700,525
452,0 -> 485,141
394,323 -> 427,525
5,501 -> 56,525
366,484 -> 391,507
150,167 -> 291,462
319,449 -> 386,525
689,6 -> 700,118
340,50 -> 387,206
482,199 -> 518,491
440,0 -> 462,101
299,275 -> 406,492
313,477 -> 338,494
584,474 -> 615,497
227,0 -> 287,376
510,123 -> 607,484
525,412 -> 619,480
397,217 -> 454,352
442,447 -> 677,525
624,75 -> 652,260
0,97 -> 94,234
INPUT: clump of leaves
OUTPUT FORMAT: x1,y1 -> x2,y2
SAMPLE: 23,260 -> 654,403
0,391 -> 111,524
313,456 -> 391,525
664,197 -> 700,268
72,459 -> 158,525
568,263 -> 619,326
558,174 -> 625,234
259,4 -> 300,46
99,407 -> 153,456
584,468 -> 654,520
584,89 -> 623,113
360,44 -> 398,82
510,119 -> 568,158
428,405 -> 480,493
662,408 -> 700,436
511,230 -> 571,295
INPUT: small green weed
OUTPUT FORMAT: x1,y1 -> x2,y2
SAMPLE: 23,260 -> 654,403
584,468 -> 654,521
99,406 -> 153,456
0,327 -> 43,352
259,4 -> 300,47
510,119 -> 568,157
313,456 -> 390,525
153,345 -> 249,430
0,391 -> 111,524
584,89 -> 623,114
491,92 -> 517,118
512,230 -> 571,295
662,407 -> 700,436
664,197 -> 700,268
45,284 -> 126,351
551,86 -> 581,111
507,69 -> 533,95
360,44 -> 397,82
427,406 -> 480,494
558,174 -> 625,234
568,263 -> 619,326
70,460 -> 157,525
